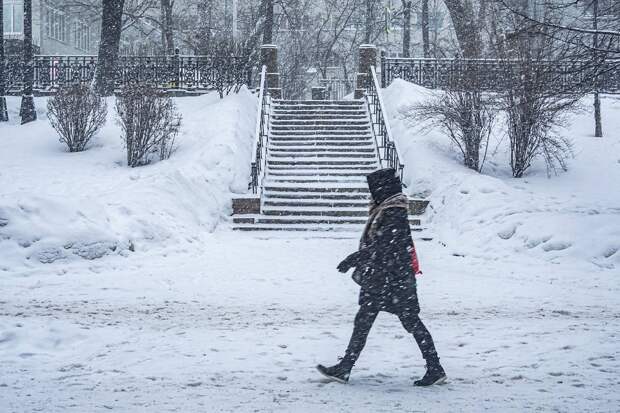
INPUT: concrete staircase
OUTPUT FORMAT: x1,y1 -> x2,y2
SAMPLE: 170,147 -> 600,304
233,99 -> 429,235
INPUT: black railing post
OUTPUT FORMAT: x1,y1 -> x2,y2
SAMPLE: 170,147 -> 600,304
381,50 -> 386,88
172,48 -> 180,88
0,0 -> 8,122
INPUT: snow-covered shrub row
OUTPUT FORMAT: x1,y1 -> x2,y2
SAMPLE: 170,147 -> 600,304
0,89 -> 256,269
384,80 -> 620,270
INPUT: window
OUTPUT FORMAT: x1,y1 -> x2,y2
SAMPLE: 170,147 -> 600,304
44,3 -> 67,42
74,21 -> 90,51
3,1 -> 24,34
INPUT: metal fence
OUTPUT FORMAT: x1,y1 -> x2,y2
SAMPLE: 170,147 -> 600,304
2,52 -> 252,95
381,56 -> 620,94
318,77 -> 354,100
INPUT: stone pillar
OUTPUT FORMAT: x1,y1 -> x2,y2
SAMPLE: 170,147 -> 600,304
355,44 -> 377,99
312,86 -> 327,100
261,44 -> 282,99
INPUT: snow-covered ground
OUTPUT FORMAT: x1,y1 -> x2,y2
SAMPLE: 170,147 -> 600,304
0,90 -> 256,270
1,85 -> 619,412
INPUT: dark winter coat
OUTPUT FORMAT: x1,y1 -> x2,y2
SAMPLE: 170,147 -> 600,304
339,169 -> 419,314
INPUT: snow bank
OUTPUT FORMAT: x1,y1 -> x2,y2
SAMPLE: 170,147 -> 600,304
383,79 -> 620,270
0,89 -> 256,269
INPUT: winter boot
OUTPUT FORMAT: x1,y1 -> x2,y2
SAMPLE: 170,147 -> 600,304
414,358 -> 447,386
316,362 -> 351,384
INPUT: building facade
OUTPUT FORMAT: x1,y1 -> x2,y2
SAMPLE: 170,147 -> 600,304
3,0 -> 99,55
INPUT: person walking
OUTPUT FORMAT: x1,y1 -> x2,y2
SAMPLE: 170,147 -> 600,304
317,168 -> 446,386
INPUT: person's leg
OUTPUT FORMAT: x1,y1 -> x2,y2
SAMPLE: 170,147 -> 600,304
317,302 -> 379,382
341,302 -> 380,369
398,310 -> 439,361
398,309 -> 446,386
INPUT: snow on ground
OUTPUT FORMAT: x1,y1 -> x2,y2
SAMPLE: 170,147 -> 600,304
1,83 -> 620,412
1,235 -> 618,412
0,90 -> 256,270
385,79 -> 620,270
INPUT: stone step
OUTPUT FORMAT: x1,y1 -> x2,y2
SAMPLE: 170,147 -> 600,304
264,185 -> 369,193
271,127 -> 371,134
262,209 -> 372,218
267,160 -> 379,167
266,178 -> 366,185
264,191 -> 370,200
272,123 -> 370,129
272,113 -> 367,119
270,136 -> 373,142
269,145 -> 377,154
270,140 -> 375,147
233,215 -> 421,225
274,100 -> 363,105
264,200 -> 371,208
233,223 -> 426,233
271,120 -> 370,126
267,170 -> 372,177
267,165 -> 377,171
269,135 -> 375,146
268,152 -> 376,159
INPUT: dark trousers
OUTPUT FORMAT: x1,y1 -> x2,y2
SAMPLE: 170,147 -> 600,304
341,302 -> 439,369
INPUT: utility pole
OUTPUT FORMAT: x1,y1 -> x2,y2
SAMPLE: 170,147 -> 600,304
19,0 -> 36,124
0,0 -> 9,122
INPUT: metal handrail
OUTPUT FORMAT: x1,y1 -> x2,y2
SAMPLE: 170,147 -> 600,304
364,65 -> 404,181
249,65 -> 271,194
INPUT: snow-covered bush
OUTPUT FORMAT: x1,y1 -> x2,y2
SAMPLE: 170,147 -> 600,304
402,90 -> 496,172
47,84 -> 107,152
116,85 -> 182,167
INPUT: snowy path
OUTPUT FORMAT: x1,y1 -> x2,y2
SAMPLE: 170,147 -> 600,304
1,233 -> 619,412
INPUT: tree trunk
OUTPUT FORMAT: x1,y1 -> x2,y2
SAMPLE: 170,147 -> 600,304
593,0 -> 603,137
160,0 -> 175,55
263,0 -> 274,44
365,0 -> 373,44
442,0 -> 482,58
19,0 -> 36,124
402,0 -> 412,57
594,92 -> 603,137
95,0 -> 125,96
422,0 -> 430,57
0,0 -> 8,121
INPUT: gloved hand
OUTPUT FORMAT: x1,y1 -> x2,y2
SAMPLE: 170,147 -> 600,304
337,251 -> 360,273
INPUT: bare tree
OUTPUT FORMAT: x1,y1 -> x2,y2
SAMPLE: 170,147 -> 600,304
422,0 -> 431,57
404,89 -> 496,172
402,0 -> 413,57
442,0 -> 488,58
263,0 -> 274,43
160,0 -> 175,54
95,0 -> 126,96
19,0 -> 36,124
496,0 -> 620,138
490,2 -> 579,177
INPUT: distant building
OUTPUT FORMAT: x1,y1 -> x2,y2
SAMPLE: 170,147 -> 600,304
3,0 -> 99,55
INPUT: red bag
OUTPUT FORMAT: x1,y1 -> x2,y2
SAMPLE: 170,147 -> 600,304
411,243 -> 422,276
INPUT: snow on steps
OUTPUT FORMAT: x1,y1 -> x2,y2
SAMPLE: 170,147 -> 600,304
232,99 -> 430,237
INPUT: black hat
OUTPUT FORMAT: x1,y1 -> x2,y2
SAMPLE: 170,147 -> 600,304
366,168 -> 402,204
